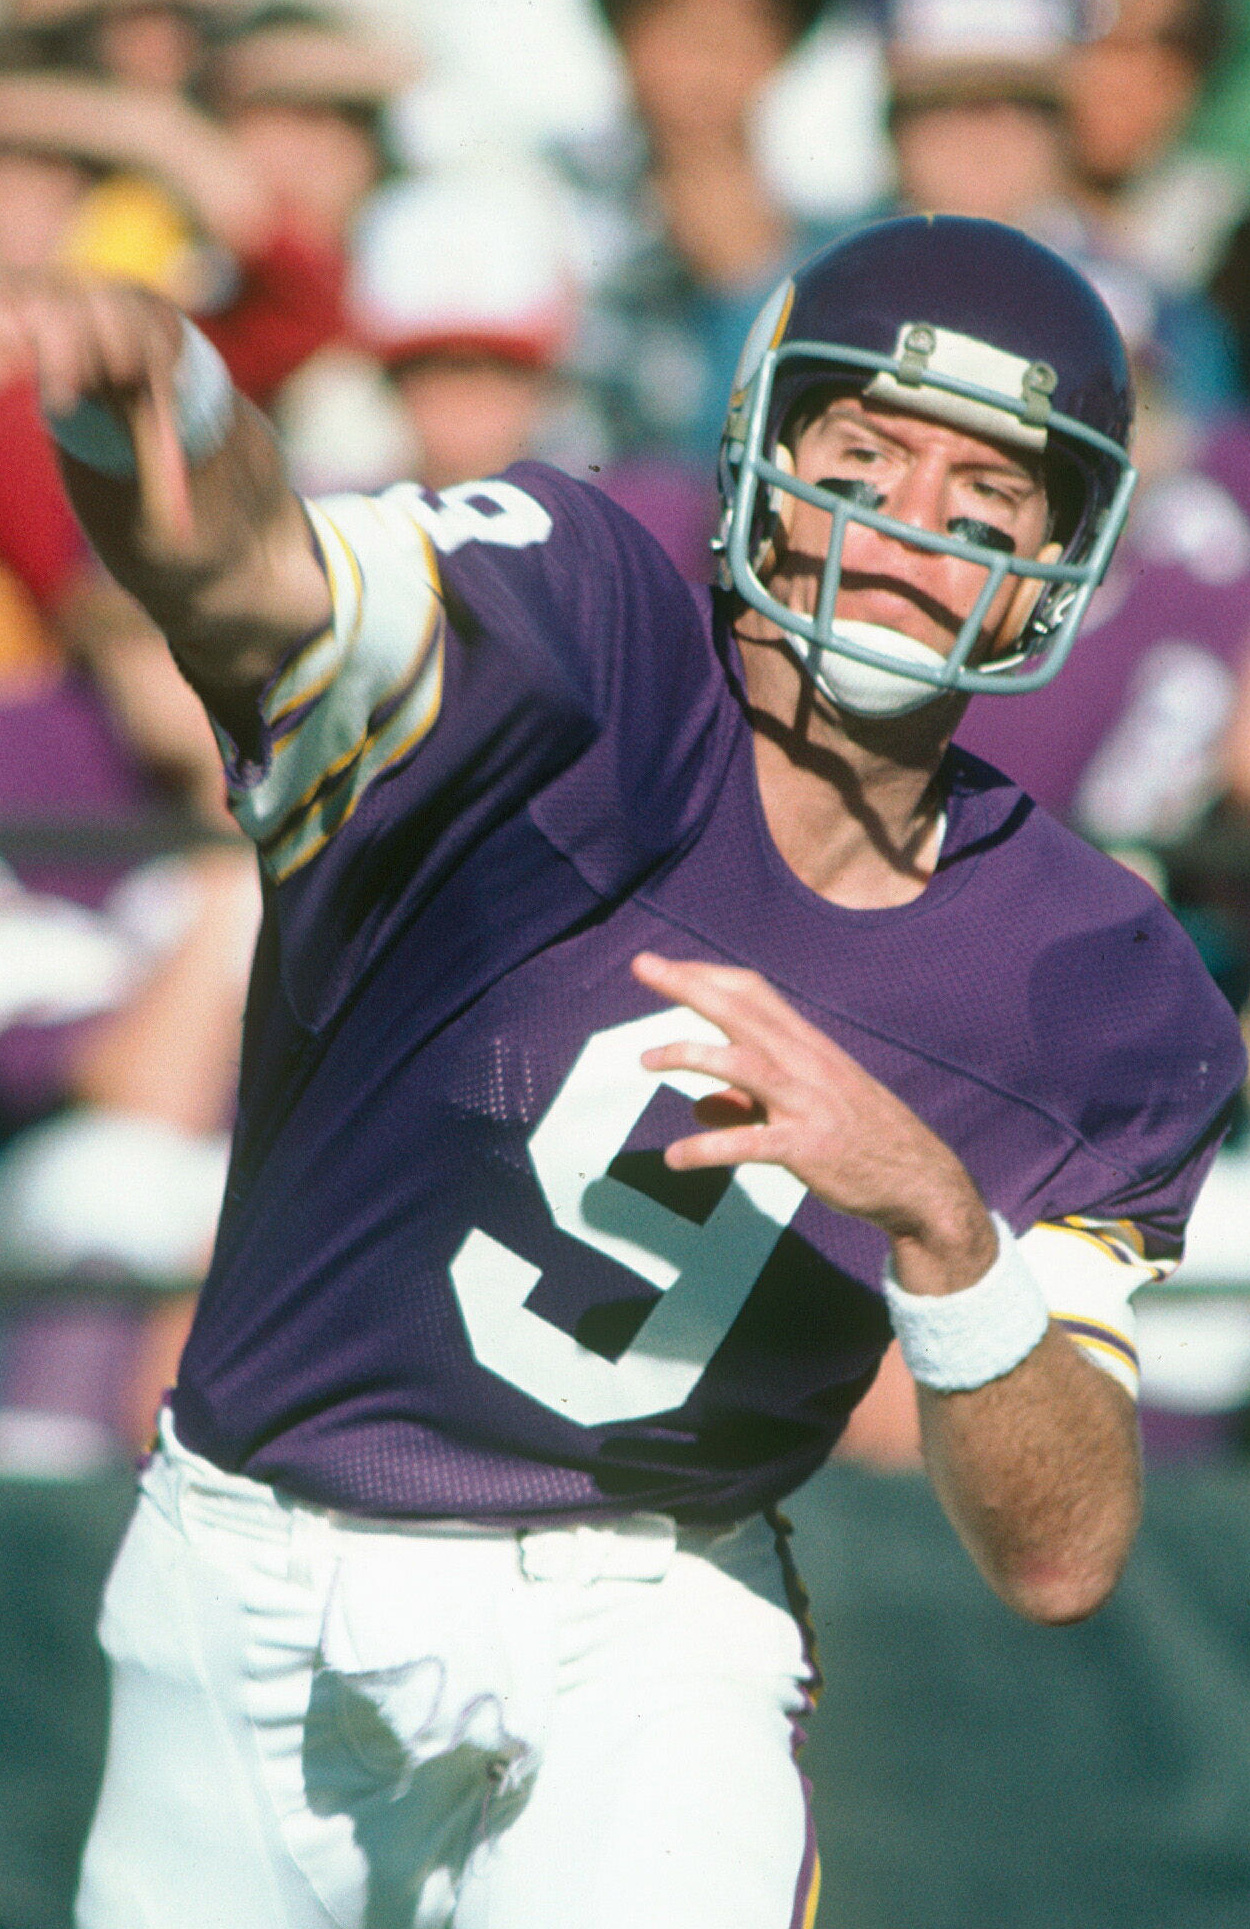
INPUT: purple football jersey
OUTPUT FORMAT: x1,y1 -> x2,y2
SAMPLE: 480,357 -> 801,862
171,463 -> 1246,1523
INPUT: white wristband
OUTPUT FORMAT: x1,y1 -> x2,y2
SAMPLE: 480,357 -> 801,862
884,1212 -> 1049,1392
45,316 -> 233,478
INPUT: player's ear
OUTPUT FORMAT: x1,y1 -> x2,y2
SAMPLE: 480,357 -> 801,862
772,442 -> 798,539
753,441 -> 798,581
994,540 -> 1063,648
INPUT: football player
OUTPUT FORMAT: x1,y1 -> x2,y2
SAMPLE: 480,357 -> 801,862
8,216 -> 1243,1929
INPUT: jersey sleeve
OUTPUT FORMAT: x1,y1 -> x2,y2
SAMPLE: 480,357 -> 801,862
210,465 -> 723,890
1016,1082 -> 1239,1399
1017,1219 -> 1160,1397
214,488 -> 448,882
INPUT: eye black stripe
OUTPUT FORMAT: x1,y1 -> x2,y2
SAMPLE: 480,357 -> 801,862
814,476 -> 885,509
947,517 -> 1016,553
812,483 -> 1017,555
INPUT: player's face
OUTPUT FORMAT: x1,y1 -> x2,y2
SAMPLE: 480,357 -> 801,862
776,393 -> 1056,659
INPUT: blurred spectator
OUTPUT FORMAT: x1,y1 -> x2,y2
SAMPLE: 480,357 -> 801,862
957,358 -> 1250,848
0,74 -> 122,650
198,3 -> 416,407
0,618 -> 253,1929
1067,0 -> 1243,300
0,37 -> 407,450
885,0 -> 1076,227
880,0 -> 1240,410
1182,0 -> 1250,165
0,66 -> 271,303
558,0 -> 836,481
0,578 -> 259,1471
5,0 -> 240,93
383,0 -> 887,220
348,166 -> 586,490
383,0 -> 629,168
205,5 -> 413,249
0,130 -> 91,275
0,12 -> 414,408
344,163 -> 715,578
1223,600 -> 1250,813
0,361 -> 91,638
0,72 -> 244,657
749,5 -> 891,225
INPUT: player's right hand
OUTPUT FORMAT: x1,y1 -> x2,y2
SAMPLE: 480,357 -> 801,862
0,270 -> 194,542
0,268 -> 181,413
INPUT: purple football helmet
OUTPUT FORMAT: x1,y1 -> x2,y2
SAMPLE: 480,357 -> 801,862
716,215 -> 1136,712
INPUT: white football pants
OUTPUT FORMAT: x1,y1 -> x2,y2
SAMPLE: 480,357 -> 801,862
76,1416 -> 821,1929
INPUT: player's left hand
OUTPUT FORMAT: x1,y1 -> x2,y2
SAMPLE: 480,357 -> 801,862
631,950 -> 996,1285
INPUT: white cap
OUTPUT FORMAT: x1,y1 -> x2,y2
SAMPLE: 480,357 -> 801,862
887,0 -> 1077,58
350,166 -> 578,371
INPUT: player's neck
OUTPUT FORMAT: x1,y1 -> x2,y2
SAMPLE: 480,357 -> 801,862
734,623 -> 960,909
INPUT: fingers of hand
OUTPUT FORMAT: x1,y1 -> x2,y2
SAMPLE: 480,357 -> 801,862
639,1038 -> 737,1084
80,287 -> 192,537
19,289 -> 99,415
631,951 -> 776,1031
129,387 -> 194,544
632,950 -> 934,1196
0,276 -> 178,416
5,278 -> 193,537
641,1034 -> 788,1128
663,1121 -> 778,1172
81,282 -> 174,392
632,951 -> 839,1081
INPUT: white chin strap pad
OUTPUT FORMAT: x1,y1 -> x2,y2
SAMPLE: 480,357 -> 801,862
792,620 -> 951,718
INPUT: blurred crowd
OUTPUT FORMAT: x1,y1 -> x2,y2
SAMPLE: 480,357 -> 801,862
3,0 -> 1250,1491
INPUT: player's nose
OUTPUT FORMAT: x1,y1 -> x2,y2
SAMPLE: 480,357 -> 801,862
876,447 -> 951,540
840,455 -> 953,582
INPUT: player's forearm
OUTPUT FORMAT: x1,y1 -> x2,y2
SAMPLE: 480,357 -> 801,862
885,1193 -> 1142,1623
916,1329 -> 1141,1624
60,394 -> 327,695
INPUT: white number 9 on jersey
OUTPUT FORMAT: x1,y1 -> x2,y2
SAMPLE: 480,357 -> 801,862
449,1009 -> 806,1427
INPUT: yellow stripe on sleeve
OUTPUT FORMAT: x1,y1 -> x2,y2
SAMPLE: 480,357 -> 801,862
1017,1220 -> 1166,1399
225,492 -> 446,871
261,636 -> 445,881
